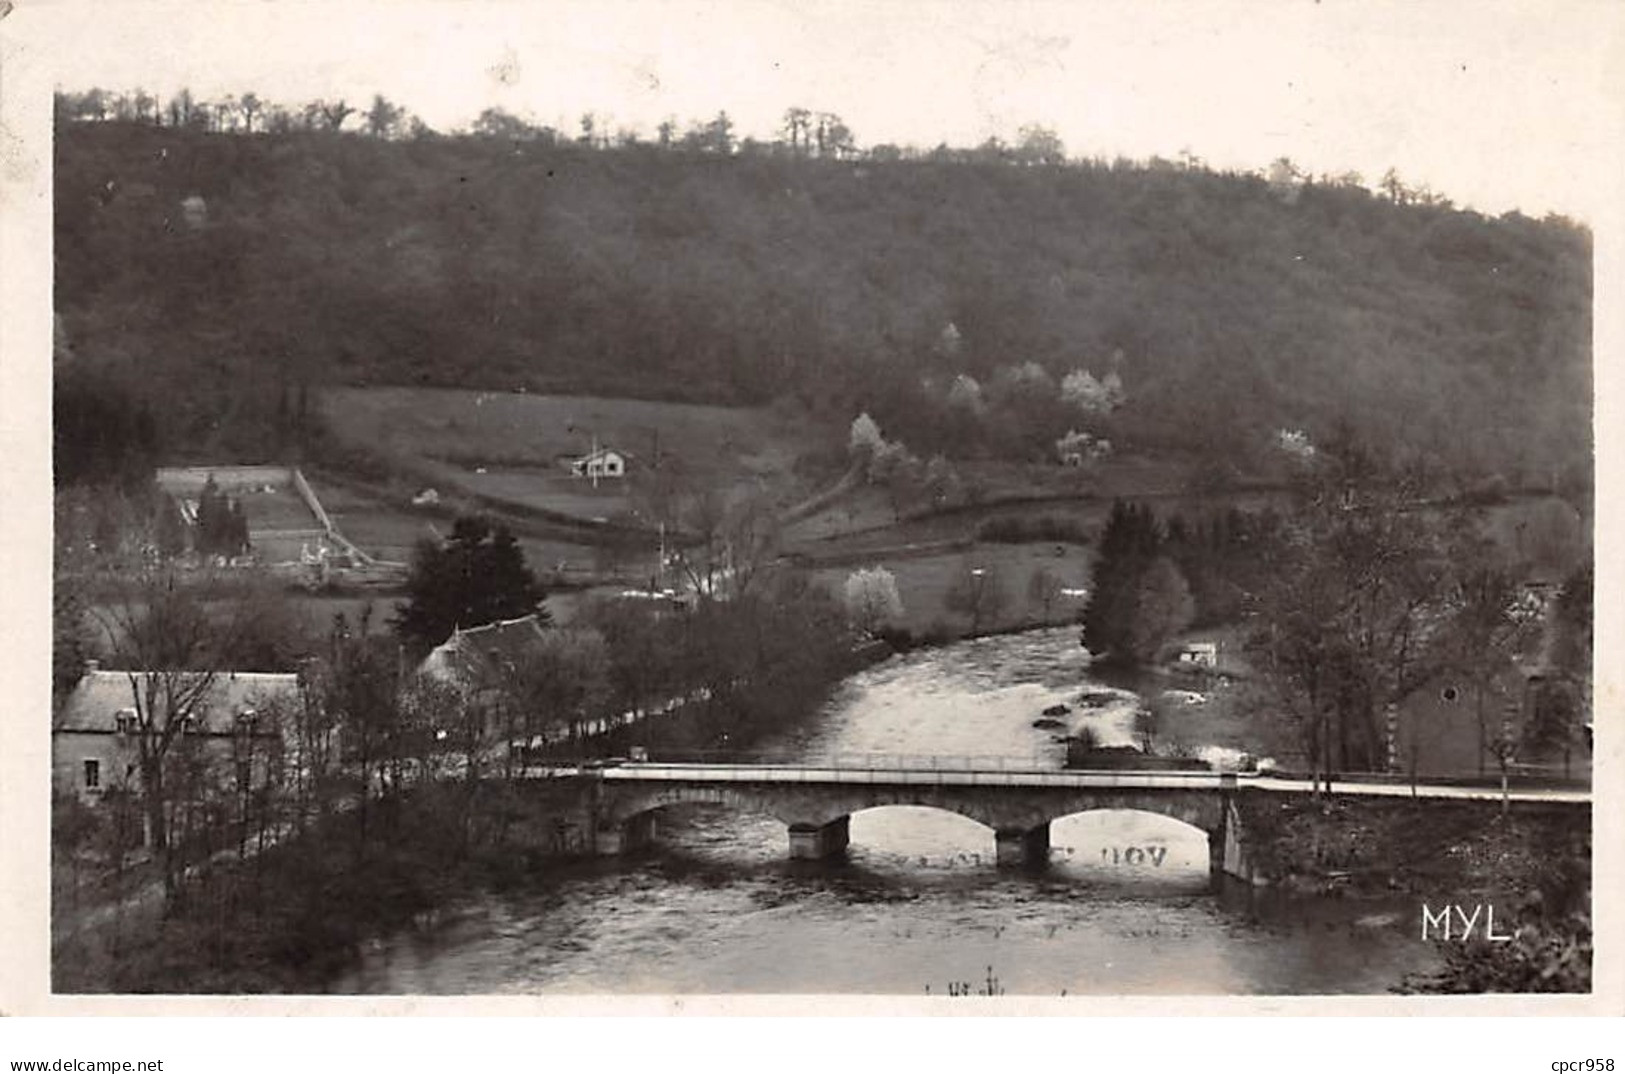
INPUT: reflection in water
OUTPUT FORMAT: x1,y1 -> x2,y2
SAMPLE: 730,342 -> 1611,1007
333,628 -> 1439,995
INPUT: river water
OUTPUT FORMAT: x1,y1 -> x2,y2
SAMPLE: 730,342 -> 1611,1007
334,627 -> 1437,995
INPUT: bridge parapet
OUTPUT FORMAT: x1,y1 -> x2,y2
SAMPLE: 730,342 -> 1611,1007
567,763 -> 1587,881
586,764 -> 1237,875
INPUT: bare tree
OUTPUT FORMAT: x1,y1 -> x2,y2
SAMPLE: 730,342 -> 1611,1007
131,88 -> 157,125
782,107 -> 812,156
167,89 -> 195,128
1015,124 -> 1066,166
1027,565 -> 1065,623
815,112 -> 855,158
315,98 -> 355,132
212,96 -> 238,132
1248,441 -> 1455,785
264,104 -> 295,135
88,567 -> 264,899
314,608 -> 401,863
1447,566 -> 1542,774
365,94 -> 403,139
945,563 -> 1008,636
672,484 -> 730,598
238,92 -> 263,133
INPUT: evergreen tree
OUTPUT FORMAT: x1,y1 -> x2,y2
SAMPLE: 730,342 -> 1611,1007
155,494 -> 188,557
393,514 -> 548,654
227,499 -> 250,556
195,475 -> 226,556
1081,500 -> 1163,662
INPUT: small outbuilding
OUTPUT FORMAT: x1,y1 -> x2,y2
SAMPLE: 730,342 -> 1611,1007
1174,641 -> 1218,668
570,448 -> 627,480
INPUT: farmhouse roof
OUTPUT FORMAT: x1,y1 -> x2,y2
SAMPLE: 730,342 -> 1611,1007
55,669 -> 298,734
573,446 -> 630,462
419,614 -> 549,687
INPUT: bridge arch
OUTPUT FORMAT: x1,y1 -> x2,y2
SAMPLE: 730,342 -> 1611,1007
588,771 -> 1239,873
1045,804 -> 1218,841
847,803 -> 996,832
599,784 -> 808,830
1044,808 -> 1215,874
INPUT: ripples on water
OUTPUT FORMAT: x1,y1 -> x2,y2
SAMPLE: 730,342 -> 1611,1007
334,628 -> 1438,995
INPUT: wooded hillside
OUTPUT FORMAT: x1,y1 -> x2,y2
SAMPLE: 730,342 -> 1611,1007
55,121 -> 1591,486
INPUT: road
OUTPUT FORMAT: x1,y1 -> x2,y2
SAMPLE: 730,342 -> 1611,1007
584,762 -> 1591,804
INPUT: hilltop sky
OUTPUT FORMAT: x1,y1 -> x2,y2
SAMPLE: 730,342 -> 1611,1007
21,0 -> 1623,222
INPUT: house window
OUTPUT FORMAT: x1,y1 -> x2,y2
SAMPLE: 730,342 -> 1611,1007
83,758 -> 101,790
115,708 -> 138,734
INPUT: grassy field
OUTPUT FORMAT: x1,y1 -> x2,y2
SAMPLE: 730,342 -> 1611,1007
303,470 -> 631,580
319,386 -> 828,521
806,541 -> 1093,638
304,475 -> 439,562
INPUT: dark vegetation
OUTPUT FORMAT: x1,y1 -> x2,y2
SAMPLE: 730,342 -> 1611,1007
191,474 -> 251,558
55,776 -> 592,993
393,513 -> 548,656
975,514 -> 1092,545
1235,795 -> 1590,992
1083,431 -> 1591,782
1081,500 -> 1199,665
55,526 -> 861,991
55,106 -> 1590,489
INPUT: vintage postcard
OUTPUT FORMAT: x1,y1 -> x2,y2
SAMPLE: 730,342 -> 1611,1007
1,0 -> 1619,1027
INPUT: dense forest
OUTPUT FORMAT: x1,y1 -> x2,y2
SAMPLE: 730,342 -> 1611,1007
54,105 -> 1591,487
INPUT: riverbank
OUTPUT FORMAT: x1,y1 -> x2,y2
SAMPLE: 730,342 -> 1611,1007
1239,795 -> 1589,901
54,778 -> 599,993
1237,795 -> 1593,992
56,615 -> 878,992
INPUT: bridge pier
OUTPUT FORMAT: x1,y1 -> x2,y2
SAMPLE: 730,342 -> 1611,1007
995,824 -> 1050,868
1206,797 -> 1262,886
1219,799 -> 1261,885
787,816 -> 850,860
594,810 -> 658,856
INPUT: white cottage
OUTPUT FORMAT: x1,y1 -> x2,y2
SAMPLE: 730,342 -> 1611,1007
570,448 -> 627,480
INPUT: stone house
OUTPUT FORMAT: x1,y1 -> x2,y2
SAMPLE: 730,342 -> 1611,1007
52,664 -> 295,840
1388,662 -> 1566,779
417,615 -> 551,739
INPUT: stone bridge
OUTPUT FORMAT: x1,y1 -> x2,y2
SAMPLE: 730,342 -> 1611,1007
583,765 -> 1260,881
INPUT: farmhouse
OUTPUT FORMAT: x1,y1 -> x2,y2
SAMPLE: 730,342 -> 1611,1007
1175,641 -> 1219,668
569,447 -> 628,480
418,615 -> 629,750
1390,658 -> 1588,779
419,614 -> 550,691
52,663 -> 294,810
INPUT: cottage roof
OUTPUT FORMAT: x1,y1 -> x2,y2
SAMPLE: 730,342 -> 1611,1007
55,669 -> 298,734
572,447 -> 629,463
419,614 -> 549,688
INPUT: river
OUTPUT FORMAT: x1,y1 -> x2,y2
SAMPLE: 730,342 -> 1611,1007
332,627 -> 1439,995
